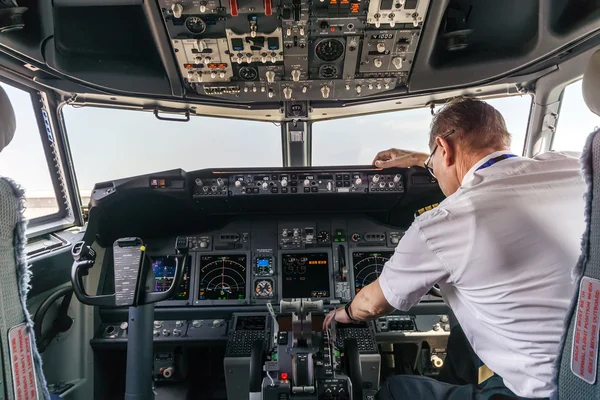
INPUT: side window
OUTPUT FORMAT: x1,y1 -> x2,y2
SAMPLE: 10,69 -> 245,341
0,82 -> 60,221
552,79 -> 600,152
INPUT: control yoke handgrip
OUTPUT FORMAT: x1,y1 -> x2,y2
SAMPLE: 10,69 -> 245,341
141,254 -> 186,304
71,242 -> 116,306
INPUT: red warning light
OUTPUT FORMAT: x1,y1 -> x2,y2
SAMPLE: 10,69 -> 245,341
330,27 -> 335,32
281,372 -> 289,381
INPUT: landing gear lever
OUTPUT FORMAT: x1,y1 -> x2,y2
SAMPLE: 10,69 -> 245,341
71,235 -> 189,400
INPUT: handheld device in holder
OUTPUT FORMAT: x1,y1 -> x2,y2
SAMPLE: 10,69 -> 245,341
71,235 -> 189,400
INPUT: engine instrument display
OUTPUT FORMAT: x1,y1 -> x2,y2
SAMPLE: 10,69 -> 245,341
281,253 -> 330,299
198,255 -> 247,300
151,256 -> 190,299
353,252 -> 393,294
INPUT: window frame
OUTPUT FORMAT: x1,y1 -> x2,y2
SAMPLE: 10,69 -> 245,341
0,74 -> 81,237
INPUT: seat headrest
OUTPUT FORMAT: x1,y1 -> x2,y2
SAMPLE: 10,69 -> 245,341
0,85 -> 16,153
583,49 -> 600,117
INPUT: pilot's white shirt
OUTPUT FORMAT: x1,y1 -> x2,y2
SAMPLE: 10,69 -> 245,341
379,150 -> 586,398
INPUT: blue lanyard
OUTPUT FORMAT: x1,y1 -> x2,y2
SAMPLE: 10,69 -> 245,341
476,154 -> 518,171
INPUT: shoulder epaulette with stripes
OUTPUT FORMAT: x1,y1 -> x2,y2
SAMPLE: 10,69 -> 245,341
415,203 -> 440,217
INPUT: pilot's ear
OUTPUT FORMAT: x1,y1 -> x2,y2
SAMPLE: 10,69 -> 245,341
0,86 -> 16,153
436,136 -> 455,166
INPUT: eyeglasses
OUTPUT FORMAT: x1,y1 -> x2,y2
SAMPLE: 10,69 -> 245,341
424,129 -> 455,178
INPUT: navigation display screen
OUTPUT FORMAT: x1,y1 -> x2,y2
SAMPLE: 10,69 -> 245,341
352,251 -> 393,294
198,255 -> 247,300
281,253 -> 330,299
151,256 -> 190,300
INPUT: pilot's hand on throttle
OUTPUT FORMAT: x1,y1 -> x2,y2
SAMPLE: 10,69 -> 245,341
372,148 -> 429,169
323,307 -> 351,331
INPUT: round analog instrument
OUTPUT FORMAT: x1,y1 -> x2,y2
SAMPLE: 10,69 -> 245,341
317,231 -> 330,243
185,17 -> 207,35
255,280 -> 274,298
319,64 -> 338,78
315,39 -> 344,62
239,66 -> 258,81
353,252 -> 393,294
198,255 -> 246,300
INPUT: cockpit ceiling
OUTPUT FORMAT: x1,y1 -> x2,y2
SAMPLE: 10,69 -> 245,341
0,0 -> 598,115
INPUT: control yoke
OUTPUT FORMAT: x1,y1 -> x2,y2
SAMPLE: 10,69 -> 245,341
71,236 -> 189,307
70,233 -> 189,400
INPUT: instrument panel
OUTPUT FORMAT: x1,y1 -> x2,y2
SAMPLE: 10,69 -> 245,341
157,0 -> 431,102
117,215 -> 442,307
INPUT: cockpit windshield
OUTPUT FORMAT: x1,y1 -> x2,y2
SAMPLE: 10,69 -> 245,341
62,106 -> 283,198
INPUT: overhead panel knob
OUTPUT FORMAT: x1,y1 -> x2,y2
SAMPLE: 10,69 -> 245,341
195,178 -> 203,186
171,3 -> 184,18
376,42 -> 386,53
355,178 -> 362,185
355,85 -> 362,94
304,179 -> 311,187
219,71 -> 226,79
393,174 -> 401,183
291,69 -> 301,82
262,182 -> 269,190
192,320 -> 202,328
200,2 -> 207,12
265,70 -> 275,83
321,85 -> 331,99
210,71 -> 217,78
281,179 -> 288,187
268,89 -> 275,98
392,57 -> 403,69
374,58 -> 383,68
283,87 -> 293,100
372,174 -> 380,183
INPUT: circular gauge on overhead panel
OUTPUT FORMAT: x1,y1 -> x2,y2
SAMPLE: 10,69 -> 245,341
315,38 -> 345,62
351,233 -> 361,242
319,64 -> 338,79
185,16 -> 207,34
238,66 -> 258,81
317,231 -> 330,243
255,279 -> 274,298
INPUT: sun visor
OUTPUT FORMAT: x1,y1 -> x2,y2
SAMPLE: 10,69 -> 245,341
0,85 -> 16,153
583,49 -> 600,118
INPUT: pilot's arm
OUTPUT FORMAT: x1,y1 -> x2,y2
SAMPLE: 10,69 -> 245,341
324,220 -> 448,327
372,148 -> 430,169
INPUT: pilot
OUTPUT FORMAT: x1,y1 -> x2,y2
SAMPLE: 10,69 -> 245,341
324,97 -> 586,400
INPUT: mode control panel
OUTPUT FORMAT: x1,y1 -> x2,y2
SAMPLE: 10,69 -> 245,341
230,172 -> 370,195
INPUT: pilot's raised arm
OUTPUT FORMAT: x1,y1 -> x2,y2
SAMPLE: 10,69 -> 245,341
371,148 -> 429,169
325,97 -> 586,400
